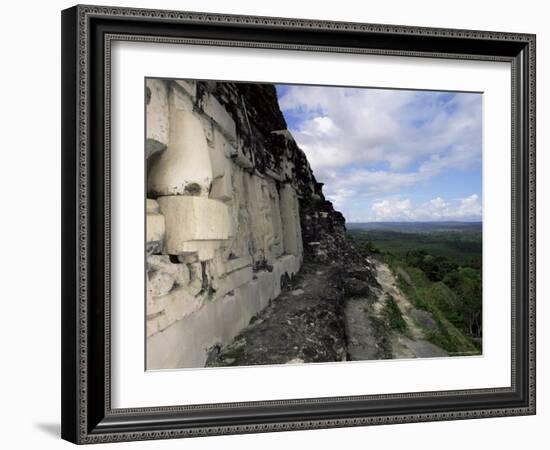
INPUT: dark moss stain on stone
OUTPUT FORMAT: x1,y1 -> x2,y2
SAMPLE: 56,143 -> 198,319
184,182 -> 202,195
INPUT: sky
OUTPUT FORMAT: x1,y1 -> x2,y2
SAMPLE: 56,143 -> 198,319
275,84 -> 483,223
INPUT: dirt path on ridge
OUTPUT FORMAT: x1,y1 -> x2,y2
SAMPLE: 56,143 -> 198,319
345,259 -> 447,360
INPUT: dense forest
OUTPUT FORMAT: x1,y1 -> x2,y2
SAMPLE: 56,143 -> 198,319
348,224 -> 482,355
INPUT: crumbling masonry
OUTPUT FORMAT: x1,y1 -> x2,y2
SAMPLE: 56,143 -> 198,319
146,79 -> 364,369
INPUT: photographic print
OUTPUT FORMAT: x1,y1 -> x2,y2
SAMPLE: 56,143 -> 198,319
61,8 -> 535,441
145,79 -> 482,370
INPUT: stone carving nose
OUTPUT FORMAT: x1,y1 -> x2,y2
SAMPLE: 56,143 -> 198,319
148,109 -> 213,197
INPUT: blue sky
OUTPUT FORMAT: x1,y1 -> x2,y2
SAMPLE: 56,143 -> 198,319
275,84 -> 482,222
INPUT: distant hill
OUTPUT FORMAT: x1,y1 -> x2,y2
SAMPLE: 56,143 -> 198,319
347,221 -> 482,233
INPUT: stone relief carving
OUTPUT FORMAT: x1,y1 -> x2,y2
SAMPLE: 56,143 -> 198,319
145,79 -> 306,369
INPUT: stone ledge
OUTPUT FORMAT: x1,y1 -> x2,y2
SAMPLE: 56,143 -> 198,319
172,79 -> 196,99
157,196 -> 231,256
201,93 -> 237,143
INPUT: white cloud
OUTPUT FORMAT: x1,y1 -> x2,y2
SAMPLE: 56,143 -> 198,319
278,86 -> 482,197
367,195 -> 482,222
370,198 -> 415,221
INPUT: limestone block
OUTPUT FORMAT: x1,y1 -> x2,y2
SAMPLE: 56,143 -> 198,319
147,289 -> 250,368
147,254 -> 169,272
148,110 -> 213,197
208,250 -> 228,278
169,85 -> 194,112
147,255 -> 190,287
147,211 -> 165,243
146,207 -> 165,255
147,198 -> 160,213
210,173 -> 233,202
173,264 -> 190,287
147,257 -> 299,367
214,128 -> 233,156
232,142 -> 254,170
276,254 -> 301,277
211,266 -> 253,300
234,281 -> 264,322
146,287 -> 203,337
160,287 -> 203,325
280,184 -> 303,257
265,167 -> 284,182
201,94 -> 237,142
148,270 -> 175,297
146,284 -> 162,318
197,115 -> 214,145
180,240 -> 222,262
146,311 -> 170,338
146,79 -> 169,149
250,269 -> 277,311
226,256 -> 252,273
266,254 -> 300,299
177,253 -> 198,264
173,79 -> 196,99
208,131 -> 231,179
266,180 -> 284,260
157,196 -> 231,256
188,262 -> 203,296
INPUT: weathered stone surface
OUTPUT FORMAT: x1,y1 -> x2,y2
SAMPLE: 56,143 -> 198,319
169,84 -> 194,112
148,270 -> 174,297
180,241 -> 221,262
210,172 -> 233,202
147,290 -> 257,368
201,93 -> 237,142
146,138 -> 167,160
147,287 -> 203,338
211,266 -> 253,300
146,211 -> 165,243
280,184 -> 302,257
173,79 -> 196,98
173,264 -> 190,287
157,196 -> 230,255
148,110 -> 213,197
187,262 -> 203,296
147,255 -> 189,288
208,134 -> 231,179
232,142 -> 254,170
343,277 -> 371,298
226,256 -> 252,273
146,198 -> 160,213
145,80 -> 378,369
146,79 -> 169,149
207,265 -> 347,367
146,200 -> 165,255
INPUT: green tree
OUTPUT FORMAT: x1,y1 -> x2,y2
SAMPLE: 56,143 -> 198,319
454,268 -> 482,337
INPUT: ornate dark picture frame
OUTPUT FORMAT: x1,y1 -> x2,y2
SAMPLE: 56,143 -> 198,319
61,4 -> 536,444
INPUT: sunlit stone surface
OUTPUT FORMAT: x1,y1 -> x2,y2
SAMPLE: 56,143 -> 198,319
145,79 -> 343,369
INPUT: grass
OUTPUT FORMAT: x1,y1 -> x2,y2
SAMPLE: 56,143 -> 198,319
369,316 -> 393,360
394,265 -> 480,355
348,227 -> 482,356
382,294 -> 409,336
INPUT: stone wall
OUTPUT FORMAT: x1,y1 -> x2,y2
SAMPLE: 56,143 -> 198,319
146,79 -> 309,369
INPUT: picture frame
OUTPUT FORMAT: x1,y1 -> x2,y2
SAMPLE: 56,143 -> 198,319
61,4 -> 536,444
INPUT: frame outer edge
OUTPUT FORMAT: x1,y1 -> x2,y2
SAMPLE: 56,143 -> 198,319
527,34 -> 536,414
64,5 -> 537,443
61,5 -> 80,445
